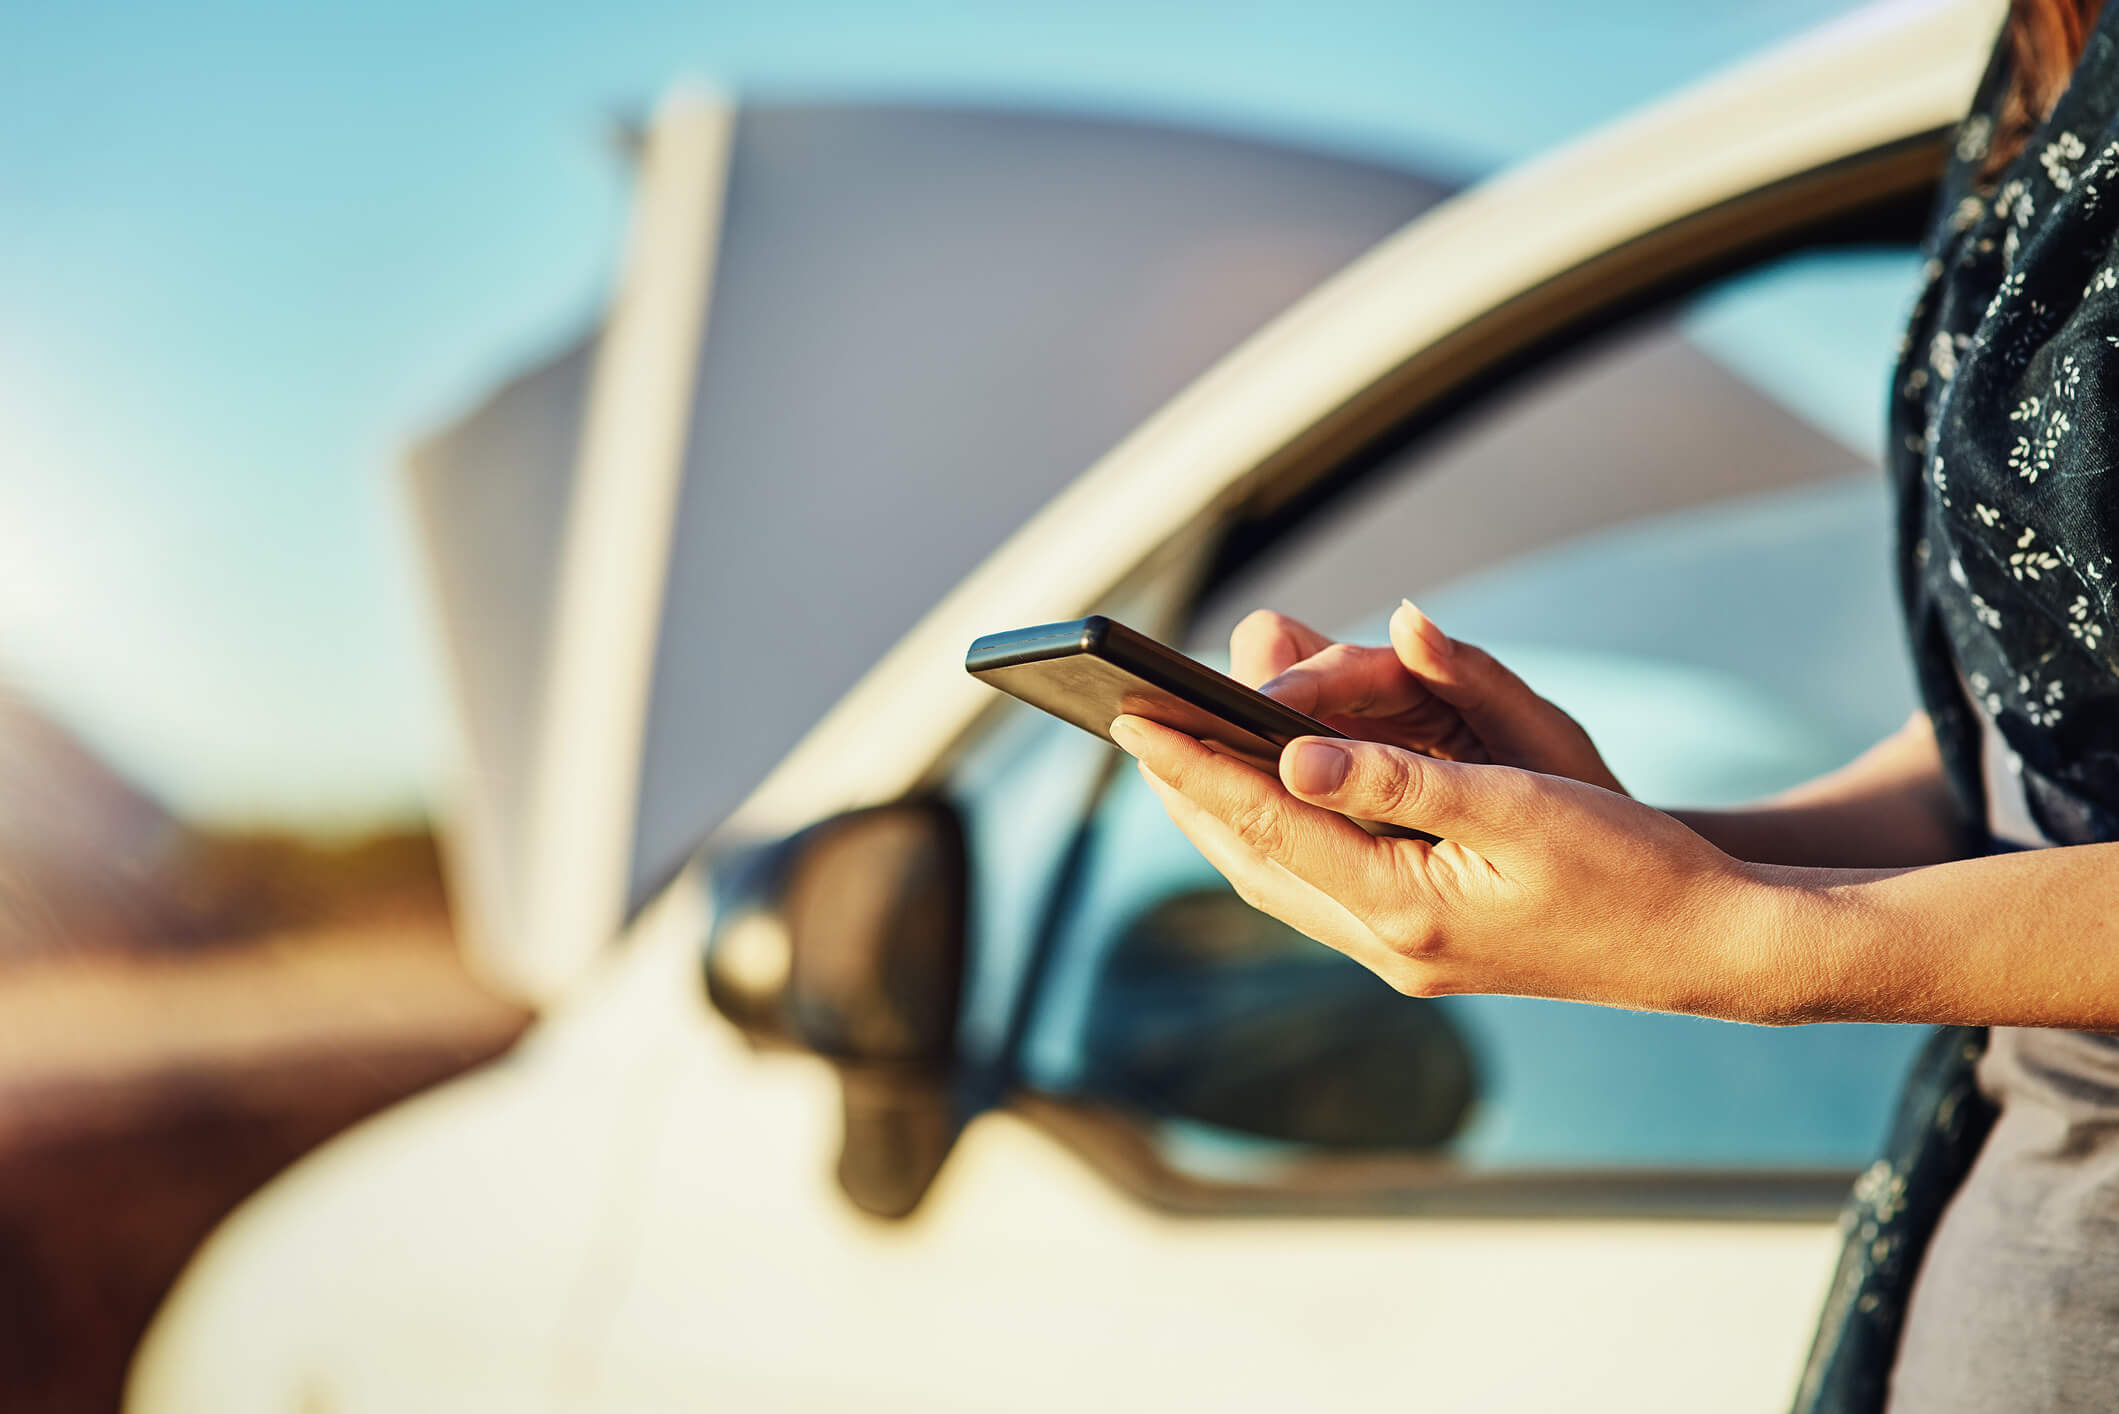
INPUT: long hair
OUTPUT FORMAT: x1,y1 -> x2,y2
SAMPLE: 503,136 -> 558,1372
1985,0 -> 2107,176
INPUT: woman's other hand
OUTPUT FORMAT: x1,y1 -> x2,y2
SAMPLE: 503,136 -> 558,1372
1109,714 -> 1799,1023
1230,602 -> 1626,796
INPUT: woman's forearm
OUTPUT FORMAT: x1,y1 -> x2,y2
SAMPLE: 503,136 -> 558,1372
1668,712 -> 1967,870
1741,842 -> 2119,1029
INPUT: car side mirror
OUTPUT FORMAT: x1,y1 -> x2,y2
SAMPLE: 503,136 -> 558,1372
703,799 -> 968,1218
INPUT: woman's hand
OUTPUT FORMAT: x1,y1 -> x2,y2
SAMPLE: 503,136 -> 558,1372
1230,601 -> 1626,796
1110,713 -> 1803,1023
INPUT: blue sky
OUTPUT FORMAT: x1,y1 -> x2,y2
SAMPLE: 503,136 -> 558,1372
0,0 -> 1881,826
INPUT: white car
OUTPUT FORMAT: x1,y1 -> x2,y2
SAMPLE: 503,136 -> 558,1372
131,1 -> 2003,1409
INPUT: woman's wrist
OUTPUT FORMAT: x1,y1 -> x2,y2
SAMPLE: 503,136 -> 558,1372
1705,861 -> 1916,1026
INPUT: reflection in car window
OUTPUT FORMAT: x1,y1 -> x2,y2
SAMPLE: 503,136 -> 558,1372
1078,889 -> 1475,1150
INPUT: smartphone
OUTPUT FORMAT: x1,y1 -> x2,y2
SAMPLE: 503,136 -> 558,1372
965,615 -> 1430,839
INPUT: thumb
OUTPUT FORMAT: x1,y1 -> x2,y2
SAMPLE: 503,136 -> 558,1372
1280,736 -> 1534,848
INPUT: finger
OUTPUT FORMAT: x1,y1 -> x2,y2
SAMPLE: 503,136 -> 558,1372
1280,735 -> 1538,856
1110,714 -> 1377,875
1388,599 -> 1531,719
1258,642 -> 1408,718
1267,642 -> 1489,762
1121,718 -> 1449,984
1133,765 -> 1395,965
1229,609 -> 1333,689
1120,717 -> 1461,990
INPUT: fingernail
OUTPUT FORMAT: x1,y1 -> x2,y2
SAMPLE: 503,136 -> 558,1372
1109,715 -> 1145,755
1285,740 -> 1350,795
1258,670 -> 1313,709
1397,598 -> 1453,658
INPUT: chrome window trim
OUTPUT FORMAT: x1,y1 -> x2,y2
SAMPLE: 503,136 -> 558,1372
1016,1096 -> 1862,1222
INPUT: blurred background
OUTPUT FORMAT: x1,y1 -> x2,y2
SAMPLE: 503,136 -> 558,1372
4,1 -> 1910,1409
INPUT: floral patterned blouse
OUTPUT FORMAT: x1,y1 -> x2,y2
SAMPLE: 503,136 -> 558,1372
1799,13 -> 2119,1412
1894,13 -> 2119,847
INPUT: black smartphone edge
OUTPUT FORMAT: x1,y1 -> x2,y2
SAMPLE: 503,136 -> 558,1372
964,615 -> 1345,747
965,616 -> 1435,843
